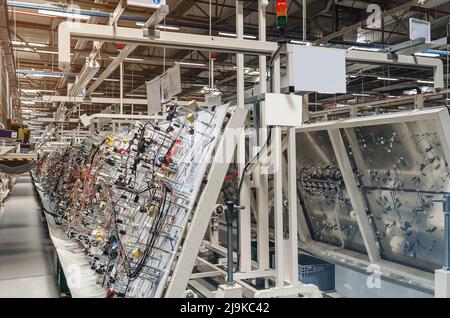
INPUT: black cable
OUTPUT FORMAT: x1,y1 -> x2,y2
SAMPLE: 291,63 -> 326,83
90,139 -> 106,169
127,183 -> 171,280
236,127 -> 273,204
268,41 -> 285,93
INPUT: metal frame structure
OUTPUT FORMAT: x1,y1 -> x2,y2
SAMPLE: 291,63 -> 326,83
56,5 -> 312,298
296,107 -> 450,295
51,2 -> 450,299
57,22 -> 278,72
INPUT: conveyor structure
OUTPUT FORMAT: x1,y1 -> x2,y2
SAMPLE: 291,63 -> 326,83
33,104 -> 229,298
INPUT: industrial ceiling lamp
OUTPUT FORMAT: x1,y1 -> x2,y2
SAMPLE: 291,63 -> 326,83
276,0 -> 288,37
69,57 -> 100,97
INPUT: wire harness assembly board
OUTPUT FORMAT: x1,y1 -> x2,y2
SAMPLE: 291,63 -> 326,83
296,108 -> 450,275
34,105 -> 229,298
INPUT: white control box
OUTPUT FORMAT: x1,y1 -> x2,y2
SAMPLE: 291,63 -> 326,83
263,93 -> 303,127
410,18 -> 431,43
292,45 -> 347,94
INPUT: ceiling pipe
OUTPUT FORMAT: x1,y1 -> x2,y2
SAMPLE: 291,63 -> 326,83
7,2 -> 315,42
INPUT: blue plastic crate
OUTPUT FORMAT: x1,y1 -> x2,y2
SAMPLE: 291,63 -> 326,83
298,254 -> 335,291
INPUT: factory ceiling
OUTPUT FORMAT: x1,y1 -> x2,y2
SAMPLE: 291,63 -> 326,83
5,0 -> 450,128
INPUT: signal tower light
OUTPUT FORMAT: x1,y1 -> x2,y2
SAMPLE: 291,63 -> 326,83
276,0 -> 288,31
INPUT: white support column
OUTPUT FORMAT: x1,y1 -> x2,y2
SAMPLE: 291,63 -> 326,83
272,53 -> 285,287
281,155 -> 310,243
284,45 -> 300,283
328,128 -> 380,264
421,110 -> 450,297
236,0 -> 252,274
273,55 -> 281,94
257,0 -> 270,271
120,62 -> 124,115
286,127 -> 299,285
273,126 -> 284,287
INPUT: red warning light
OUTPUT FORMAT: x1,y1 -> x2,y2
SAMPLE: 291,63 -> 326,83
276,0 -> 288,28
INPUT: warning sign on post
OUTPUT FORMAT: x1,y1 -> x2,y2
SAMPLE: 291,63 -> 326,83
126,0 -> 166,9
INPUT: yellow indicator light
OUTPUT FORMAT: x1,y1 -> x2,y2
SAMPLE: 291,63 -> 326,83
186,113 -> 196,123
132,248 -> 143,258
188,100 -> 199,111
106,136 -> 114,147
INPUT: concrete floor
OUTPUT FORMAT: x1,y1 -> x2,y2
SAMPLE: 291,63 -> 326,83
0,175 -> 58,298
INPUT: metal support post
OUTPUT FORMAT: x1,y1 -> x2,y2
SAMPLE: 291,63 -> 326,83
435,195 -> 450,298
257,0 -> 270,271
286,127 -> 299,285
436,108 -> 450,297
328,128 -> 381,264
444,196 -> 450,271
120,62 -> 124,115
273,126 -> 284,288
272,53 -> 284,288
236,0 -> 252,274
226,202 -> 235,286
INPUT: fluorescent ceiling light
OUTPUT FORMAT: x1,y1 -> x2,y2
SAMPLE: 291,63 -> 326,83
12,40 -> 48,47
417,80 -> 434,84
218,32 -> 257,40
14,47 -> 34,52
136,22 -> 180,31
246,70 -> 260,76
109,56 -> 144,62
348,46 -> 382,52
126,57 -> 144,62
415,52 -> 440,58
177,61 -> 206,67
17,73 -> 62,78
21,101 -> 36,105
36,50 -> 58,55
377,77 -> 399,81
126,94 -> 146,97
353,93 -> 371,97
38,9 -> 90,20
157,25 -> 180,31
22,89 -> 57,93
290,40 -> 311,45
92,77 -> 120,82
